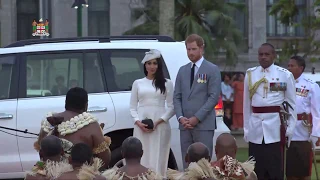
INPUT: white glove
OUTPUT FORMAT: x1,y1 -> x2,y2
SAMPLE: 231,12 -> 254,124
243,135 -> 248,143
309,136 -> 318,149
243,130 -> 249,143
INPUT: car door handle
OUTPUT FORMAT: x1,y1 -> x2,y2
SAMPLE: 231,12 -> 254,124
0,113 -> 13,120
87,107 -> 107,113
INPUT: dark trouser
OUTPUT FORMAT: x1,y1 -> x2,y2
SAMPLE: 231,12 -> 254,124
249,140 -> 283,180
180,130 -> 215,169
223,101 -> 233,128
223,101 -> 233,111
286,141 -> 312,177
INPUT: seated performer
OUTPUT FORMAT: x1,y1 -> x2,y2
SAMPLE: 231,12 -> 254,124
102,136 -> 163,180
34,87 -> 111,169
211,133 -> 257,180
25,135 -> 73,180
57,143 -> 106,180
167,142 -> 216,180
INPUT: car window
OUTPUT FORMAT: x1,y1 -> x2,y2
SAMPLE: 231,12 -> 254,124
24,51 -> 105,98
0,56 -> 16,100
102,49 -> 170,92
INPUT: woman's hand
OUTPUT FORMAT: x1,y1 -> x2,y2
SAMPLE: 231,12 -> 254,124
135,121 -> 153,133
154,119 -> 165,130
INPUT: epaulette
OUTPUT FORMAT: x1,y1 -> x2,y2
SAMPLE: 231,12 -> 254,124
246,66 -> 258,72
276,67 -> 291,74
304,77 -> 315,84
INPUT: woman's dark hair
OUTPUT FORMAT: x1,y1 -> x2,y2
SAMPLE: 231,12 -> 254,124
143,58 -> 167,94
65,87 -> 88,112
235,72 -> 245,81
223,74 -> 231,81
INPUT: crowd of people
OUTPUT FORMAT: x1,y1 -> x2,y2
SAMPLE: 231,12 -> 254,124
24,33 -> 320,180
221,73 -> 245,131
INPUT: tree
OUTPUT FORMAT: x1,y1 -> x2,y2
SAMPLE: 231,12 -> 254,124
269,0 -> 320,63
124,0 -> 159,35
124,0 -> 246,65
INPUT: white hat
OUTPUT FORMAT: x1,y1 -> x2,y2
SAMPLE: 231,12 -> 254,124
141,49 -> 161,64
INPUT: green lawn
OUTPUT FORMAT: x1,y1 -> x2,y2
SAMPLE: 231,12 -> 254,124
236,148 -> 320,179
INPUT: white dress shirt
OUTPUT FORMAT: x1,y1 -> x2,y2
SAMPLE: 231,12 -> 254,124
292,74 -> 320,141
243,64 -> 297,144
191,56 -> 204,76
221,82 -> 234,101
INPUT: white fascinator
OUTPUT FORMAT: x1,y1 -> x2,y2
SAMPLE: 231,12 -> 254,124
141,49 -> 161,64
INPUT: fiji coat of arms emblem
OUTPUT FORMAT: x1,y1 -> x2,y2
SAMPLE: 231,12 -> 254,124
32,18 -> 50,37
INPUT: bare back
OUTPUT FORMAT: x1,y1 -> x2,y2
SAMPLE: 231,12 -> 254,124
37,111 -> 111,169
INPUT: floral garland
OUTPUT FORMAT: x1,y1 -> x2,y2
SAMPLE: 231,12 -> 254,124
41,112 -> 98,136
57,112 -> 97,136
41,112 -> 54,133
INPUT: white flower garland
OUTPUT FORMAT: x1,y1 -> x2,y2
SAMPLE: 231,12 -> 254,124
41,112 -> 54,133
40,112 -> 98,136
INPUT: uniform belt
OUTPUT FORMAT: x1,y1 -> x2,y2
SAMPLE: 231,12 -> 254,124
252,106 -> 281,113
297,113 -> 312,121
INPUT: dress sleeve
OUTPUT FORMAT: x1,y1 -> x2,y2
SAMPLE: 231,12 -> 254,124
243,72 -> 251,136
130,80 -> 140,122
161,79 -> 175,122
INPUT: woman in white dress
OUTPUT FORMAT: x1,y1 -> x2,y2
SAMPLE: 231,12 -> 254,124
129,49 -> 175,176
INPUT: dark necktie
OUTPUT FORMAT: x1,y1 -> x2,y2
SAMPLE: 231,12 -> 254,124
190,63 -> 195,88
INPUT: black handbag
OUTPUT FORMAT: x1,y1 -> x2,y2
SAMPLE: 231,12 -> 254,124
141,118 -> 154,129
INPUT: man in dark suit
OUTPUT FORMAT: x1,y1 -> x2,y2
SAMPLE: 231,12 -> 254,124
173,34 -> 221,168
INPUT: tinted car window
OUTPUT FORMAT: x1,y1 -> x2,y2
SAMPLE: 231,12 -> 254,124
22,51 -> 105,98
0,55 -> 16,100
101,49 -> 170,92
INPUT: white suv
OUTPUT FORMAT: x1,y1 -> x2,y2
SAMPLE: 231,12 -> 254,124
0,36 -> 230,179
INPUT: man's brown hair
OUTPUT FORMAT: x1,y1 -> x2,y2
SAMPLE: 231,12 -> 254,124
185,34 -> 205,47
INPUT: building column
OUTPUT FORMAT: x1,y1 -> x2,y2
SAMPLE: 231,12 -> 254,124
0,0 -> 17,47
247,0 -> 267,67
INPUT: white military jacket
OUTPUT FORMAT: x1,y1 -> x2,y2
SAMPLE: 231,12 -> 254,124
292,74 -> 320,141
243,64 -> 297,144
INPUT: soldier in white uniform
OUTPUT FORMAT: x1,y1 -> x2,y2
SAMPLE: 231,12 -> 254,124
243,43 -> 297,180
286,56 -> 320,180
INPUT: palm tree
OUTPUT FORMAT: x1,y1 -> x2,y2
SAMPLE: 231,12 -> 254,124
175,0 -> 245,65
124,0 -> 245,65
124,0 -> 159,35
